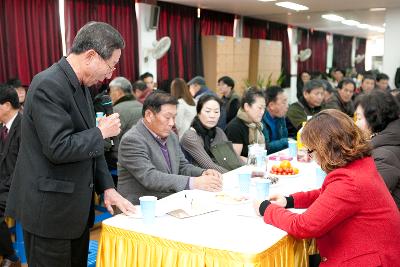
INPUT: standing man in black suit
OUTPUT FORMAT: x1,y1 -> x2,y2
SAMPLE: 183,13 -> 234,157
0,84 -> 21,267
5,22 -> 136,267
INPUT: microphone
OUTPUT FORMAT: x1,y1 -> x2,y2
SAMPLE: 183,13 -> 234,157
100,95 -> 113,116
100,95 -> 115,145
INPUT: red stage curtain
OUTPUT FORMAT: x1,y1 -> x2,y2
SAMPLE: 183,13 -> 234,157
157,1 -> 203,91
0,0 -> 62,85
200,9 -> 234,36
64,0 -> 139,83
297,28 -> 327,75
355,38 -> 366,73
243,17 -> 268,39
333,34 -> 353,70
267,22 -> 291,87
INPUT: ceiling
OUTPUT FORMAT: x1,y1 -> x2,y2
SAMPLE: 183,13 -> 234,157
161,0 -> 400,38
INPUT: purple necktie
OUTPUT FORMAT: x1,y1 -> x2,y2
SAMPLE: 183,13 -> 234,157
0,126 -> 8,142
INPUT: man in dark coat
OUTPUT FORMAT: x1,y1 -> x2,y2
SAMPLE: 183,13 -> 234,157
0,84 -> 21,267
5,22 -> 135,267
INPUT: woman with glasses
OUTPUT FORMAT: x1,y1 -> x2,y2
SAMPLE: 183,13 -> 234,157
354,90 -> 400,209
255,109 -> 400,266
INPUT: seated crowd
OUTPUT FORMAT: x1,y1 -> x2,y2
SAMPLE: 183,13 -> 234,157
1,67 -> 400,265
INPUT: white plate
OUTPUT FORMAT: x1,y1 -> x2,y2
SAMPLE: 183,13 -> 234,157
268,173 -> 301,179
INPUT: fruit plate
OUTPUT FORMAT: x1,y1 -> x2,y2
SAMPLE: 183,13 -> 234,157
268,173 -> 301,178
251,177 -> 280,187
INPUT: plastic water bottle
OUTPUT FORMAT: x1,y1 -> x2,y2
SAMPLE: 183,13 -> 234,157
297,116 -> 312,163
96,112 -> 104,126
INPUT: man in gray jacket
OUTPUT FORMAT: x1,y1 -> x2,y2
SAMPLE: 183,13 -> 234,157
118,91 -> 222,204
109,77 -> 143,138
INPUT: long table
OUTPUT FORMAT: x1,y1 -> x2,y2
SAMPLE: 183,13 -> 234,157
96,153 -> 319,267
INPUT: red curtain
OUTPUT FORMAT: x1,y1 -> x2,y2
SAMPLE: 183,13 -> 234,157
157,1 -> 203,90
267,22 -> 291,87
297,28 -> 327,75
200,9 -> 234,36
243,17 -> 268,39
64,0 -> 139,83
0,0 -> 62,85
355,38 -> 366,73
333,34 -> 353,70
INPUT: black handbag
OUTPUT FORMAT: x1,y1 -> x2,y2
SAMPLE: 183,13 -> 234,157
210,141 -> 243,171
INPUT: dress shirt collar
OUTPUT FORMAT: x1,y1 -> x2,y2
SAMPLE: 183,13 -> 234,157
142,119 -> 168,145
5,112 -> 18,130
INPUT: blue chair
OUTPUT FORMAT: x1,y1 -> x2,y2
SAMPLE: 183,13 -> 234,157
87,240 -> 98,267
10,221 -> 27,264
94,193 -> 113,224
110,168 -> 118,177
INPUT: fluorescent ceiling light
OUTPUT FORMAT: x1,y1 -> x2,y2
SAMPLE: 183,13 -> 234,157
275,1 -> 309,11
321,14 -> 345,22
341,20 -> 360,26
369,26 -> 385,33
357,24 -> 370,29
369,7 -> 386,12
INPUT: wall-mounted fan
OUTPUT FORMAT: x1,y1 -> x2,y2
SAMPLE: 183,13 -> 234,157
145,36 -> 171,62
295,48 -> 312,62
355,54 -> 365,64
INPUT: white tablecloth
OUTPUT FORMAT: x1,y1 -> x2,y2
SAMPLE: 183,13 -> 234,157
102,151 -> 320,255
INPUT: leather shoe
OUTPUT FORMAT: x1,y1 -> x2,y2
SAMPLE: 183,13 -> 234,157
0,258 -> 21,267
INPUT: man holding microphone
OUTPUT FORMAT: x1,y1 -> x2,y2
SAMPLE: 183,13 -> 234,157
6,22 -> 135,266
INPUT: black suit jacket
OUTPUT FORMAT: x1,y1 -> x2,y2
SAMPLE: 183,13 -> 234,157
0,113 -> 21,216
6,57 -> 115,239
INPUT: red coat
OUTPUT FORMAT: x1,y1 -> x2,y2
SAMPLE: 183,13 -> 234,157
264,157 -> 400,266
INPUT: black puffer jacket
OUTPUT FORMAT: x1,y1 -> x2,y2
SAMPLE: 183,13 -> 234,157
371,118 -> 400,209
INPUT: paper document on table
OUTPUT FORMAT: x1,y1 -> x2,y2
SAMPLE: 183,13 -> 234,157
157,190 -> 218,219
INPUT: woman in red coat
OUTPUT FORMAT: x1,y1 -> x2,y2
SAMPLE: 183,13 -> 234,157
256,109 -> 400,266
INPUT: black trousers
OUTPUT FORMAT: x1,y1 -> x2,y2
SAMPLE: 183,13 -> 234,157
0,219 -> 14,257
23,225 -> 90,267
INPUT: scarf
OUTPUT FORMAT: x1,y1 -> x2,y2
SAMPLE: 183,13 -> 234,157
191,116 -> 216,157
236,108 -> 265,146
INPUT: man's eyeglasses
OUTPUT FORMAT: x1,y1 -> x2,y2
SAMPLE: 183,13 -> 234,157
97,53 -> 116,73
103,58 -> 116,73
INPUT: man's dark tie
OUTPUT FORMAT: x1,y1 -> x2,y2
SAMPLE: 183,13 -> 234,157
0,126 -> 8,142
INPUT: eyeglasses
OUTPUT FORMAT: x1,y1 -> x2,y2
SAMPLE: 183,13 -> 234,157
103,58 -> 116,73
97,53 -> 116,73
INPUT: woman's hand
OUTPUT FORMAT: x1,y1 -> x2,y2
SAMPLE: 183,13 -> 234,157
268,194 -> 287,208
253,200 -> 263,216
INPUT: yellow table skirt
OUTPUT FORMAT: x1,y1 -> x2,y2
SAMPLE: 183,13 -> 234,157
96,224 -> 317,267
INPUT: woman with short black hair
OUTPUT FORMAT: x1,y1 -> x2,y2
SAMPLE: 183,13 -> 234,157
181,94 -> 242,173
354,90 -> 400,208
225,87 -> 266,160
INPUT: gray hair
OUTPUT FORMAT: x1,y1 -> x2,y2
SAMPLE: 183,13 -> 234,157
70,21 -> 125,60
109,77 -> 133,95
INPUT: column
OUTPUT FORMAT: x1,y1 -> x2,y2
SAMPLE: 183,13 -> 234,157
382,8 -> 400,88
135,1 -> 158,81
288,27 -> 298,104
